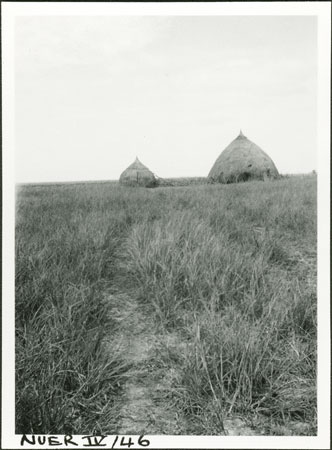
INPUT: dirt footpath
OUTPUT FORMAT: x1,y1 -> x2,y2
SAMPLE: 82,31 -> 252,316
109,292 -> 182,435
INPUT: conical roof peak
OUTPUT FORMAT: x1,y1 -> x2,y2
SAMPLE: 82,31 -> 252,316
237,129 -> 246,139
129,157 -> 148,171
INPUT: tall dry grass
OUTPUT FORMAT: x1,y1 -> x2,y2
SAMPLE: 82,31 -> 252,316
122,177 -> 317,433
15,184 -> 132,433
16,176 -> 316,434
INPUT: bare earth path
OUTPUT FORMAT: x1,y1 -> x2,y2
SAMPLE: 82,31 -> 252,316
109,292 -> 182,435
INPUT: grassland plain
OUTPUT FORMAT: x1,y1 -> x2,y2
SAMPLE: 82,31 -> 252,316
15,175 -> 316,435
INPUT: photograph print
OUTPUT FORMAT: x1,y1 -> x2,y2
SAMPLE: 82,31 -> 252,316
2,2 -> 331,449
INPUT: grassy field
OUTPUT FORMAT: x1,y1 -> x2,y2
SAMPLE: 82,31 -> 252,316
16,175 -> 317,435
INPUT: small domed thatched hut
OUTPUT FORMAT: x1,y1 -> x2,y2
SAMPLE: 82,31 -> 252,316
119,157 -> 158,188
208,131 -> 279,184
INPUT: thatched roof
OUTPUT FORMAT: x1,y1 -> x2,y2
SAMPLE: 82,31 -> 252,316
119,157 -> 158,187
208,131 -> 279,183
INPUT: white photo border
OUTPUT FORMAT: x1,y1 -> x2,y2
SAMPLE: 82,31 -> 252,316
2,2 -> 331,449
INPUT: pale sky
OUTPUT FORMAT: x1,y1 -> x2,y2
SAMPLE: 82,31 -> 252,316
15,15 -> 317,183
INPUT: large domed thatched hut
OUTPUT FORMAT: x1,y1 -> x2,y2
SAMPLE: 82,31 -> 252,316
119,157 -> 158,187
208,131 -> 279,184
